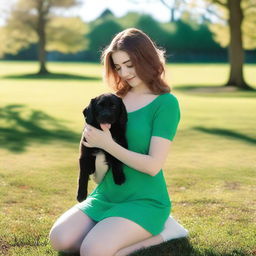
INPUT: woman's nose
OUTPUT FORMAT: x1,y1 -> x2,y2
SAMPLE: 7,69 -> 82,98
119,67 -> 129,78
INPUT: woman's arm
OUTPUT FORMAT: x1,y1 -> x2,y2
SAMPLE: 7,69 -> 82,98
105,136 -> 171,176
83,125 -> 171,176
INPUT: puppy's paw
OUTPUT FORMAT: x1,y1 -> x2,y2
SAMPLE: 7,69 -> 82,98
114,174 -> 126,185
77,193 -> 86,202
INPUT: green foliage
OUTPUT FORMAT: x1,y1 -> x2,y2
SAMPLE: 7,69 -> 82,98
117,12 -> 141,28
209,22 -> 229,48
164,19 -> 222,60
0,5 -> 37,57
46,17 -> 88,53
3,2 -> 254,62
0,0 -> 87,57
242,3 -> 256,49
98,8 -> 115,19
195,0 -> 256,49
87,18 -> 123,61
134,15 -> 170,46
51,0 -> 81,7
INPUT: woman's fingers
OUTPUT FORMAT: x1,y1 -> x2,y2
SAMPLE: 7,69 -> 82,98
82,125 -> 93,147
82,140 -> 93,148
83,125 -> 92,137
82,124 -> 112,149
85,124 -> 94,131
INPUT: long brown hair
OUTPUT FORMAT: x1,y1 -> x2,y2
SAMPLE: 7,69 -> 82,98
101,28 -> 171,97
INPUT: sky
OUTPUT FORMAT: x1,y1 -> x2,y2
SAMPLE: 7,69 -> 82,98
0,0 -> 172,25
0,0 -> 212,25
79,0 -> 172,23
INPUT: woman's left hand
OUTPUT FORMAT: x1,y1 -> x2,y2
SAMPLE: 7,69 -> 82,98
82,124 -> 113,150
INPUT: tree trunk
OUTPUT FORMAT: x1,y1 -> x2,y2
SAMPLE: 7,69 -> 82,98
170,8 -> 175,22
160,0 -> 176,22
226,0 -> 252,90
37,0 -> 49,75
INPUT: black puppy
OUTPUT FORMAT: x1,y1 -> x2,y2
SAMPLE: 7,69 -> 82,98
77,93 -> 128,202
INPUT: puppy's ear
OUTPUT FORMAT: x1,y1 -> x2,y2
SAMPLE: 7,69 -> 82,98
119,99 -> 128,126
83,98 -> 96,124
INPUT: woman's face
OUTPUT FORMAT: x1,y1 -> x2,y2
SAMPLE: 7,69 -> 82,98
111,50 -> 143,88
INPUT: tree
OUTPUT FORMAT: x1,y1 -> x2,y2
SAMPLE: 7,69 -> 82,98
87,14 -> 123,61
159,0 -> 187,22
0,0 -> 87,74
134,15 -> 170,46
117,12 -> 141,28
130,0 -> 188,22
191,0 -> 256,90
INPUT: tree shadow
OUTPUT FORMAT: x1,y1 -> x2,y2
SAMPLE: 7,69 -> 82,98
55,238 -> 252,256
193,127 -> 256,145
174,85 -> 256,98
58,252 -> 79,256
0,104 -> 80,152
130,238 -> 251,256
129,238 -> 193,256
2,72 -> 101,81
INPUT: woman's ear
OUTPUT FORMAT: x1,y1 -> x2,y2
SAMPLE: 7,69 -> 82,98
83,98 -> 96,124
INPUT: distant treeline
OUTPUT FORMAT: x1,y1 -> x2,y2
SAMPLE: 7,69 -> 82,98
3,11 -> 255,63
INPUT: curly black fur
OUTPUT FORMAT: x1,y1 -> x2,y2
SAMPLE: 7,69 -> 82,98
77,93 -> 128,202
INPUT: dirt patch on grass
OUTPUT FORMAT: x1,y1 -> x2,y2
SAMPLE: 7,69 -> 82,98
224,181 -> 241,190
0,238 -> 10,255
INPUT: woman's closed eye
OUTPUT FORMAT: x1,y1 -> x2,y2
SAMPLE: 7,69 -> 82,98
115,65 -> 134,71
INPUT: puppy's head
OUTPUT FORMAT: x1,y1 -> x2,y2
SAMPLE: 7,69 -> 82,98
83,93 -> 127,128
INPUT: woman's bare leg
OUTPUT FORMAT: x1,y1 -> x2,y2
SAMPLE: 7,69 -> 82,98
115,216 -> 189,256
49,206 -> 97,253
115,234 -> 163,256
80,217 -> 152,256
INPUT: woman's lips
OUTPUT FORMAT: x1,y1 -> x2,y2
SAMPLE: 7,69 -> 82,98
126,77 -> 135,82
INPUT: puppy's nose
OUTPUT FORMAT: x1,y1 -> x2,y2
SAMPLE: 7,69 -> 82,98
102,112 -> 111,119
98,112 -> 114,124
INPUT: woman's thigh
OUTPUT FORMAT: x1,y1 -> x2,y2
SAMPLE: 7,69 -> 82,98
49,206 -> 97,252
80,217 -> 152,256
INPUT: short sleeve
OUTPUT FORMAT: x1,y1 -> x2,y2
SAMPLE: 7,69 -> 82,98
151,94 -> 180,141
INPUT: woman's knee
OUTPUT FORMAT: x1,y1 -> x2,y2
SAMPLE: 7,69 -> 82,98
49,207 -> 97,252
80,238 -> 117,256
49,225 -> 79,252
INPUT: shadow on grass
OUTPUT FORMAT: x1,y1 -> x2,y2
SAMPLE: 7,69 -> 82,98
174,85 -> 256,98
2,72 -> 101,81
0,104 -> 80,152
57,238 -> 252,256
194,127 -> 256,145
58,252 -> 79,256
130,238 -> 251,256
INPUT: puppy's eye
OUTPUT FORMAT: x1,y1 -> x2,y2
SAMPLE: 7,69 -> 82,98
98,102 -> 105,107
107,103 -> 115,109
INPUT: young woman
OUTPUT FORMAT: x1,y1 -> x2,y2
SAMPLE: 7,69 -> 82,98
49,28 -> 188,256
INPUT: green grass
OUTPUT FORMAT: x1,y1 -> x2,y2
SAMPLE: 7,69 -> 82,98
0,61 -> 255,256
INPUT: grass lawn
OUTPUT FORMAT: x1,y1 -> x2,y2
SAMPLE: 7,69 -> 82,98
0,61 -> 255,256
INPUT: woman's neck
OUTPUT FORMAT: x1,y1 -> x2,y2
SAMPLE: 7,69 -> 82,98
129,85 -> 152,95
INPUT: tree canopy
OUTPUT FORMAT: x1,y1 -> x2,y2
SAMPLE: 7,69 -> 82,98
0,0 -> 87,73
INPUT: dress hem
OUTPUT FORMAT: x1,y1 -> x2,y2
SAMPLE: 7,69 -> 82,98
76,204 -> 170,236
